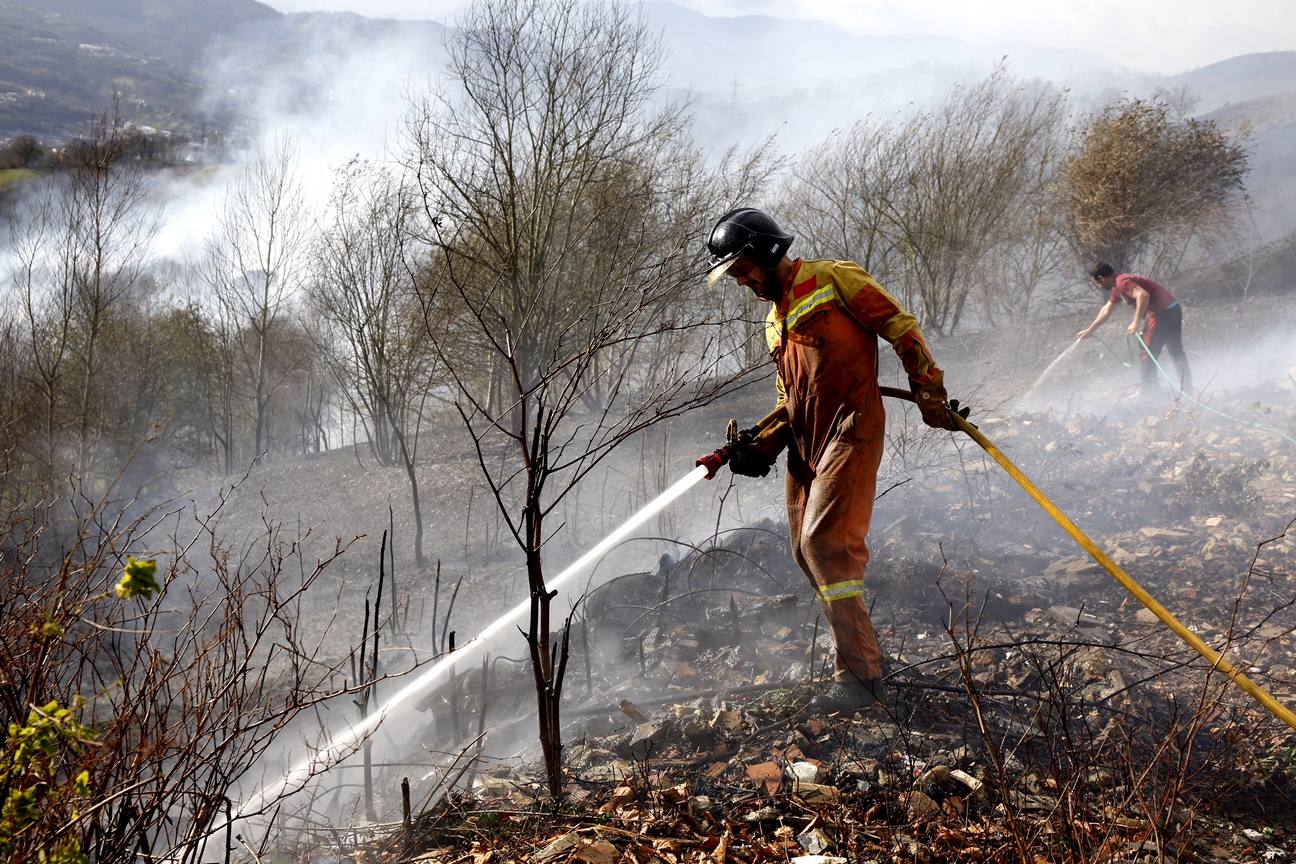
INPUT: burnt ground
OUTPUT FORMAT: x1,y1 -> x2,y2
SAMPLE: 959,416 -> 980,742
207,292 -> 1296,862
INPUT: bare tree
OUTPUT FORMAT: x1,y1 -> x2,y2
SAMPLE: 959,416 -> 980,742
971,114 -> 1073,324
59,109 -> 160,480
10,192 -> 73,484
782,120 -> 909,280
5,108 -> 159,489
177,295 -> 240,474
783,69 -> 1069,333
0,307 -> 32,497
406,0 -> 768,796
199,135 -> 311,461
309,161 -> 435,565
1055,96 -> 1249,273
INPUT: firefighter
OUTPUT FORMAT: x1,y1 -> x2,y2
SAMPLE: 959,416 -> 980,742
1078,263 -> 1193,396
705,208 -> 964,712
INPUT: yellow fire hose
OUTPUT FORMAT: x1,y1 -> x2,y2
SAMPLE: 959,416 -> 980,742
877,386 -> 1296,732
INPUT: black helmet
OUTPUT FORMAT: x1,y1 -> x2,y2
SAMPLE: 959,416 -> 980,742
706,208 -> 794,284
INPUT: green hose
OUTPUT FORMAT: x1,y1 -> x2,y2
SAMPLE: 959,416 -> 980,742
1090,333 -> 1133,367
1135,333 -> 1296,447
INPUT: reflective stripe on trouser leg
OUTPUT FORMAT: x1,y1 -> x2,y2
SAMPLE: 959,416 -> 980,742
816,580 -> 865,602
786,422 -> 886,683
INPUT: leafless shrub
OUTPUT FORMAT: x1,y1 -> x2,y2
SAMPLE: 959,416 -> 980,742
0,477 -> 376,862
936,532 -> 1293,864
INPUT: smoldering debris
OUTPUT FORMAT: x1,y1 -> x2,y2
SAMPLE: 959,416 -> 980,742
253,370 -> 1296,863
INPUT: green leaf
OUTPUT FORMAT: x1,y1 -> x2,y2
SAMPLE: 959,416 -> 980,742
115,556 -> 160,600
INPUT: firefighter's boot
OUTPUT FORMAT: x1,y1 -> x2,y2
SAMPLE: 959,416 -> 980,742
809,678 -> 886,714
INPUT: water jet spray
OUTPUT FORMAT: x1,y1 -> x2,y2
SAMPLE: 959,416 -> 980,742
223,464 -> 710,828
1018,337 -> 1082,403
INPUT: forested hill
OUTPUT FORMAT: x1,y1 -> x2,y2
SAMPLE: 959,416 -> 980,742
0,0 -> 446,140
15,0 -> 280,67
0,0 -> 277,137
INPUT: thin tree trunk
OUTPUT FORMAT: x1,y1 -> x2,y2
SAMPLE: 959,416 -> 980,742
525,500 -> 567,798
392,421 -> 426,568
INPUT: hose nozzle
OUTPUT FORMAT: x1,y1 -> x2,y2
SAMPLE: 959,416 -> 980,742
696,419 -> 741,479
696,447 -> 729,480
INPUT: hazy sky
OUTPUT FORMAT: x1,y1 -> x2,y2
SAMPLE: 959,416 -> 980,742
262,0 -> 1296,73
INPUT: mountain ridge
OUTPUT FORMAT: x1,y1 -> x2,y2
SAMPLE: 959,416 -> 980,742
1166,51 -> 1296,113
2,0 -> 1293,161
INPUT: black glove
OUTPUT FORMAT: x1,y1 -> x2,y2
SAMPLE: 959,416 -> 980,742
728,426 -> 775,477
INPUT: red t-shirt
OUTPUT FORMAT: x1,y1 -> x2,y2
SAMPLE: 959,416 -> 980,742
1110,274 -> 1176,312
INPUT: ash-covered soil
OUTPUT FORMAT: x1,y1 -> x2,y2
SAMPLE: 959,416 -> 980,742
188,292 -> 1296,640
207,292 -> 1296,862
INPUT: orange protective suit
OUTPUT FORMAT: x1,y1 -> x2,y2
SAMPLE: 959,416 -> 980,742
766,259 -> 943,683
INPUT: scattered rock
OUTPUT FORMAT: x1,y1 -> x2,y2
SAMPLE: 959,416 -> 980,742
687,795 -> 715,820
571,840 -> 619,864
786,761 -> 820,785
793,783 -> 840,804
627,721 -> 667,758
916,765 -> 952,795
745,762 -> 783,797
797,826 -> 831,855
534,832 -> 581,863
711,707 -> 744,735
618,699 -> 648,723
902,790 -> 941,821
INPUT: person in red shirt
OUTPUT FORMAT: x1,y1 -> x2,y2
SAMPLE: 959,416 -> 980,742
1078,262 -> 1192,395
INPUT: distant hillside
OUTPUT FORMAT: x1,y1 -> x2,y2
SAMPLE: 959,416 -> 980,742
643,0 -> 975,91
0,0 -> 1136,145
645,0 -> 1140,150
1,0 -> 1292,177
1206,89 -> 1296,132
21,0 -> 280,69
644,0 -> 1129,90
1182,229 -> 1296,299
197,11 -> 447,130
1201,89 -> 1296,242
1167,51 -> 1296,113
0,0 -> 446,140
0,0 -> 206,137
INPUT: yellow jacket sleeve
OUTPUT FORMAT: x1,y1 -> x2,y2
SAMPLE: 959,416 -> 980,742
830,261 -> 943,388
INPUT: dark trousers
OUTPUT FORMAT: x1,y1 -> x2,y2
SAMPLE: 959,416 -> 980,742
1141,304 -> 1192,393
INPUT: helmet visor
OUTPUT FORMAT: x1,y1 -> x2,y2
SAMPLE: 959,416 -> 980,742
706,251 -> 757,288
706,255 -> 740,288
